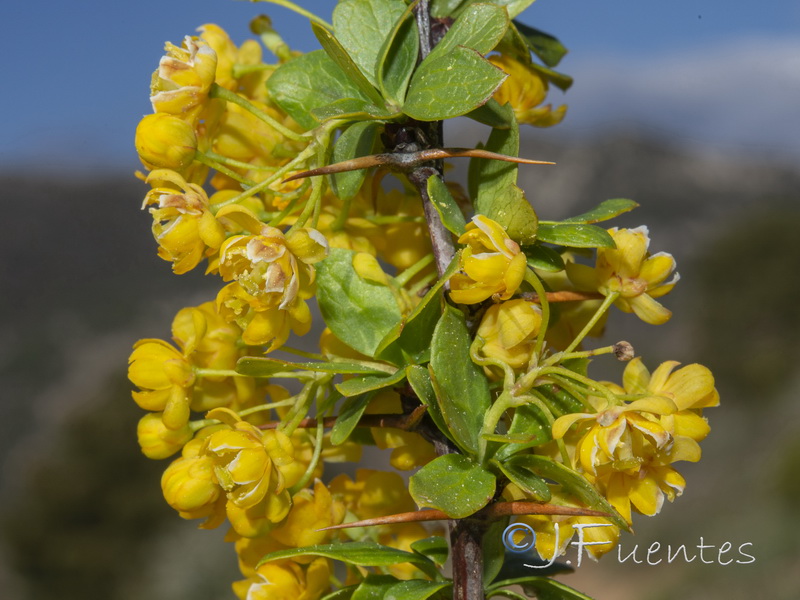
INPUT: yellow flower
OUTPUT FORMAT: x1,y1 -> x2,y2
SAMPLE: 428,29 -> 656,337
329,469 -> 415,520
150,36 -> 217,120
203,408 -> 293,534
239,558 -> 331,600
198,23 -> 269,98
161,435 -> 226,527
128,338 -> 194,430
450,215 -> 527,304
552,394 -> 678,475
598,431 -> 701,523
135,113 -> 197,171
216,281 -> 312,349
567,226 -> 679,325
270,480 -> 346,549
137,412 -> 193,459
489,54 -> 567,128
213,209 -> 326,349
143,170 -> 226,274
217,213 -> 327,302
622,357 -> 718,442
476,299 -> 542,369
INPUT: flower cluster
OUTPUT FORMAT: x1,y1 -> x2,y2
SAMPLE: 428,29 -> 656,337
128,7 -> 720,600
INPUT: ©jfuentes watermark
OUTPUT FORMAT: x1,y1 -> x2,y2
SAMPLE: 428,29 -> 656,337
502,523 -> 755,568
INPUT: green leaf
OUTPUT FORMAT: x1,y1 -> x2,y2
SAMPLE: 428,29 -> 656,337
522,244 -> 565,272
376,2 -> 419,105
513,20 -> 569,68
466,98 -> 515,129
266,50 -> 369,130
375,254 -> 460,364
351,575 -> 400,600
529,62 -> 573,92
496,459 -> 552,501
311,22 -> 386,106
406,365 -> 452,445
335,368 -> 406,397
316,248 -> 403,356
427,175 -> 467,236
330,121 -> 381,200
257,542 -> 438,573
492,555 -> 574,583
468,112 -> 538,243
236,357 -> 389,377
495,404 -> 552,461
410,536 -> 449,566
504,455 -> 629,530
489,184 -> 539,244
492,0 -> 537,19
333,0 -> 407,87
431,0 -> 467,18
321,586 -> 357,600
330,392 -> 374,445
409,454 -> 496,518
429,304 -> 491,454
311,98 -> 394,123
428,3 -> 510,62
386,580 -> 452,600
535,223 -> 615,248
404,46 -> 507,121
518,578 -> 595,600
561,198 -> 639,224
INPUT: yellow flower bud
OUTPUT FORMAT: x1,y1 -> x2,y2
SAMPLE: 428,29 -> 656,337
271,480 -> 345,548
135,113 -> 197,170
161,452 -> 221,519
477,299 -> 542,369
137,412 -> 193,459
128,339 -> 194,430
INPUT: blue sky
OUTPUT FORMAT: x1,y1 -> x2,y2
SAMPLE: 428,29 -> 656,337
2,0 -> 799,172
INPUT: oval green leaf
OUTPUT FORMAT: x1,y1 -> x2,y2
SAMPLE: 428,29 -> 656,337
404,47 -> 507,121
266,50 -> 369,130
316,248 -> 402,356
429,304 -> 491,454
427,3 -> 510,62
561,198 -> 639,224
409,454 -> 496,518
535,223 -> 615,248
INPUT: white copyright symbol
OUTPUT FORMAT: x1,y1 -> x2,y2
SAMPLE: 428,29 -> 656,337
503,522 -> 536,553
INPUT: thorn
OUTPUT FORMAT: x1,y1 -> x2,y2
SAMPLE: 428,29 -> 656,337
282,148 -> 554,183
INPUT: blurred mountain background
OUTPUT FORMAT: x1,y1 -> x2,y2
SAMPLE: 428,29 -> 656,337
1,128 -> 799,600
